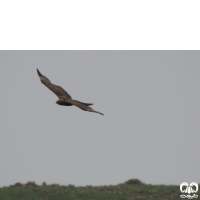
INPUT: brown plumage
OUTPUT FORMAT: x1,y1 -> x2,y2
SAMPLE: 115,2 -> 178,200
37,69 -> 104,116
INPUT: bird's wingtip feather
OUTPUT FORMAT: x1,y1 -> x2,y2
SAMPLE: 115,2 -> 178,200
37,68 -> 43,77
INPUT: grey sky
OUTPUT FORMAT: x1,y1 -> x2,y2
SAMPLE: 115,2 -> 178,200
0,51 -> 199,187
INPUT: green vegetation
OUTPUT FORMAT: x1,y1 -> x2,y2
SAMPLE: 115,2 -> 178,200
0,179 -> 183,200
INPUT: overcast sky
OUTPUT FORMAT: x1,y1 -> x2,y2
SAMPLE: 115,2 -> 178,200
0,51 -> 199,187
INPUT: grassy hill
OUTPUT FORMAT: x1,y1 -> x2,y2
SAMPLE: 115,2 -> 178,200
0,179 -> 186,200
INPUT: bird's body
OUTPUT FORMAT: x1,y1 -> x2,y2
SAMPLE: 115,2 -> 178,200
37,69 -> 104,116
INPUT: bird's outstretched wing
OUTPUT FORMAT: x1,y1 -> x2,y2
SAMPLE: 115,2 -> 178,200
62,99 -> 104,115
37,68 -> 72,99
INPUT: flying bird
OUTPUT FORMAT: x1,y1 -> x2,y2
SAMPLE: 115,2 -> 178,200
37,69 -> 104,116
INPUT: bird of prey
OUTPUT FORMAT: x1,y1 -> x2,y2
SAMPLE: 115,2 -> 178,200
37,69 -> 104,116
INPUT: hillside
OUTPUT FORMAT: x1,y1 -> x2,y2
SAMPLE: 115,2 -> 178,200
0,179 -> 182,200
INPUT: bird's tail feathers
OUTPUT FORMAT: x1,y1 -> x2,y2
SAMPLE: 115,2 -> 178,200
74,100 -> 93,106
